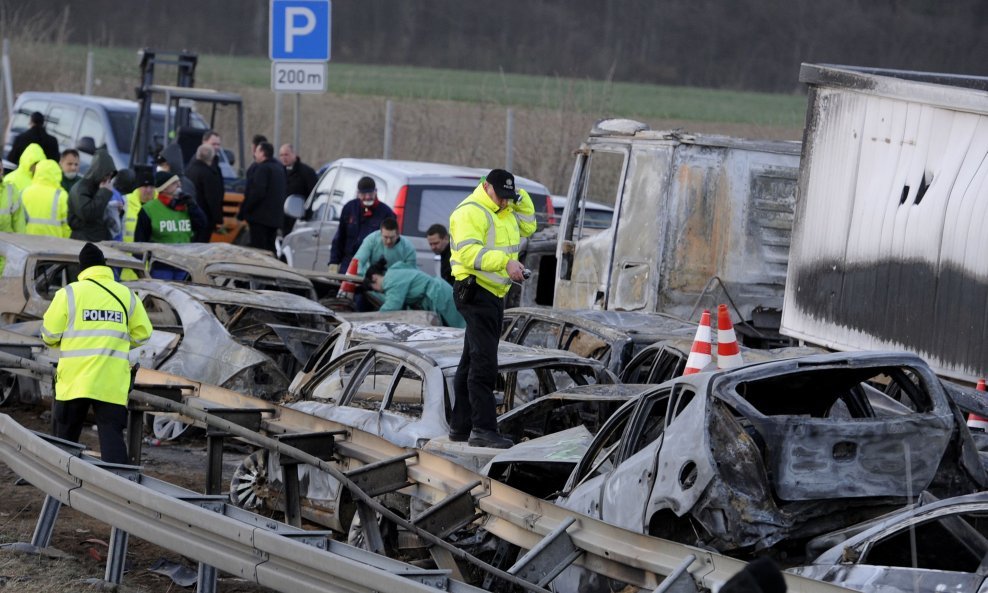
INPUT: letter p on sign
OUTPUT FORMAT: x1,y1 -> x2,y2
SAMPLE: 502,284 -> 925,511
285,7 -> 315,52
270,0 -> 331,61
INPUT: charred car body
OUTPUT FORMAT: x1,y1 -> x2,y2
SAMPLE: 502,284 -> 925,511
501,307 -> 696,375
524,352 -> 987,562
232,338 -> 617,531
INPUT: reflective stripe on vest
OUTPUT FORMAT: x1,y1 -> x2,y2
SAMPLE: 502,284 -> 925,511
25,189 -> 63,227
451,201 -> 515,287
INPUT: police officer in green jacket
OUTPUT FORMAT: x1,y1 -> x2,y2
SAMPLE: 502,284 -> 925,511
134,173 -> 207,279
41,243 -> 153,464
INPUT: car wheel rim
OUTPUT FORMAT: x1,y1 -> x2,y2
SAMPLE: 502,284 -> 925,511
151,414 -> 189,441
229,450 -> 281,511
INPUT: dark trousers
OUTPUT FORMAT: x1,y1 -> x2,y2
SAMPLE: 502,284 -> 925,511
451,286 -> 504,434
248,222 -> 279,255
53,398 -> 129,465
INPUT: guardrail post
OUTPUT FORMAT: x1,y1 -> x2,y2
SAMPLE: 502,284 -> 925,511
29,495 -> 62,548
275,431 -> 342,527
196,562 -> 218,593
203,408 -> 263,495
104,527 -> 129,584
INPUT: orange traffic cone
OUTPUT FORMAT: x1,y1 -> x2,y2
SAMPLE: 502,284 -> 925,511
716,304 -> 744,369
338,259 -> 361,298
967,379 -> 988,431
683,310 -> 713,376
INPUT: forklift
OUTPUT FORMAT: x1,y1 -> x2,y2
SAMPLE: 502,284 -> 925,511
129,50 -> 248,243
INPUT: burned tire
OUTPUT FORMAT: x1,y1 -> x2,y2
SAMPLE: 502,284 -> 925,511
0,373 -> 16,406
229,450 -> 282,512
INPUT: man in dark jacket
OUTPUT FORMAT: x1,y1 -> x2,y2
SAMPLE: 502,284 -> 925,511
330,176 -> 396,274
278,143 -> 317,236
237,141 -> 286,254
8,112 -> 60,163
68,148 -> 117,241
186,144 -> 225,241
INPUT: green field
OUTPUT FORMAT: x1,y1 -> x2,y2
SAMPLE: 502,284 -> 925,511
82,46 -> 806,128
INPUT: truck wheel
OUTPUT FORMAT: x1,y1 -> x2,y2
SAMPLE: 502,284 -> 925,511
230,450 -> 281,512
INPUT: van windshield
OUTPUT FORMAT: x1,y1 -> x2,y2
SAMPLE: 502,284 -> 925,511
107,110 -> 167,156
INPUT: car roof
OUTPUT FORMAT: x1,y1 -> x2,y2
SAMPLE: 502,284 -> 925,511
125,280 -> 334,314
324,158 -> 551,194
0,233 -> 147,267
17,92 -> 180,115
506,307 -> 697,344
346,338 -> 607,372
106,242 -> 312,283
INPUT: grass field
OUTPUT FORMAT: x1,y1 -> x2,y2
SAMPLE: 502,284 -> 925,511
18,43 -> 805,191
77,46 -> 807,128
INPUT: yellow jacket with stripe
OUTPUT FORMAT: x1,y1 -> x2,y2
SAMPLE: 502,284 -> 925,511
41,265 -> 153,405
449,184 -> 536,298
23,159 -> 69,237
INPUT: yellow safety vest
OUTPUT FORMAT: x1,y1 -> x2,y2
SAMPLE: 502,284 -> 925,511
449,184 -> 536,298
41,265 -> 153,405
23,160 -> 69,237
0,182 -> 25,233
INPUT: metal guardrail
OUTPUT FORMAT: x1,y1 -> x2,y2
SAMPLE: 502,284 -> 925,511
0,414 -> 483,593
0,351 -> 853,593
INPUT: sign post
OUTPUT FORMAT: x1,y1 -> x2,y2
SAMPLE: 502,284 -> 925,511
270,0 -> 331,148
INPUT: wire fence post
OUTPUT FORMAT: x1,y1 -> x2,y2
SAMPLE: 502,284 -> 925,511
84,49 -> 94,95
506,107 -> 515,171
1,39 -> 13,132
383,100 -> 394,159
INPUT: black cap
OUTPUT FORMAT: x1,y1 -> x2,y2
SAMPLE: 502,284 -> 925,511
134,165 -> 155,187
79,243 -> 106,270
154,171 -> 174,188
486,169 -> 518,201
357,176 -> 376,193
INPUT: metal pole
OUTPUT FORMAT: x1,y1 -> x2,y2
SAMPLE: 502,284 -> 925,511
84,50 -> 94,95
383,100 -> 394,160
273,92 -> 282,149
293,93 -> 300,153
506,108 -> 515,171
2,39 -> 13,126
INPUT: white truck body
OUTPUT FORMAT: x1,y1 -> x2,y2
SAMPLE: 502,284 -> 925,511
782,64 -> 988,383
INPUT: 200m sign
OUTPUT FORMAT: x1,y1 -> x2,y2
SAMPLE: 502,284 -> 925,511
271,62 -> 327,92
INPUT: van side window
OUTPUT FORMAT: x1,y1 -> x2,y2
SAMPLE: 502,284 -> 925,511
46,104 -> 80,150
78,109 -> 106,149
10,100 -> 49,136
568,150 -> 622,240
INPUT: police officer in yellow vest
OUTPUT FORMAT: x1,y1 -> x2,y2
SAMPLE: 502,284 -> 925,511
124,166 -> 156,243
448,169 -> 536,448
1,142 -> 45,233
22,159 -> 69,237
41,243 -> 153,464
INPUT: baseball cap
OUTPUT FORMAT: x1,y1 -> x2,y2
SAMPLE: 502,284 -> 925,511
486,169 -> 518,201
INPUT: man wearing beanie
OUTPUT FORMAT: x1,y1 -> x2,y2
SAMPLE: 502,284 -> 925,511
41,243 -> 153,465
134,172 -> 207,278
329,176 -> 396,274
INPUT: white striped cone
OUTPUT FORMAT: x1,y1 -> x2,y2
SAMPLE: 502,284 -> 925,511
683,310 -> 712,376
967,379 -> 988,431
716,304 -> 744,369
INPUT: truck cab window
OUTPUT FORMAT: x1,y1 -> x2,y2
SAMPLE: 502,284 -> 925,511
568,150 -> 623,241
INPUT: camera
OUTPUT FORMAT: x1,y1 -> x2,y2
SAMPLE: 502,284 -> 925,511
522,268 -> 532,280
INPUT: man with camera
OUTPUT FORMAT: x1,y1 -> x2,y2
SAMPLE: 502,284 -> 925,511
448,169 -> 536,448
134,172 -> 207,279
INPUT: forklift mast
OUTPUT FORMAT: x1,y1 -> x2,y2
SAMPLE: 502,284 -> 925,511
130,49 -> 199,169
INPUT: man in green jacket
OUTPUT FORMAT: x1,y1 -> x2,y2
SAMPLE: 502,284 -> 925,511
364,263 -> 465,328
352,217 -> 418,275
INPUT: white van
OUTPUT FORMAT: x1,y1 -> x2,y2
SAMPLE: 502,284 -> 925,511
4,92 -> 233,176
281,158 -> 552,274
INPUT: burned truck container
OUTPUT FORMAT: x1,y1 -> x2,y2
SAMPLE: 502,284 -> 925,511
552,120 -> 801,322
782,64 -> 988,384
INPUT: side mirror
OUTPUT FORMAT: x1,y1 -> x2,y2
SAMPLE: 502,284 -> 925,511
284,194 -> 306,219
222,148 -> 235,166
77,136 -> 96,155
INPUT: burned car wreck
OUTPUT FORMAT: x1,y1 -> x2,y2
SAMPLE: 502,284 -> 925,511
497,351 -> 987,560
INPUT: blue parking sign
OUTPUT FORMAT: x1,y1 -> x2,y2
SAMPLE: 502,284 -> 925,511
270,0 -> 331,61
